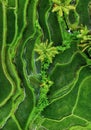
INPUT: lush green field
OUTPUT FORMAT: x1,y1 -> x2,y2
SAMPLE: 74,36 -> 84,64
0,0 -> 91,129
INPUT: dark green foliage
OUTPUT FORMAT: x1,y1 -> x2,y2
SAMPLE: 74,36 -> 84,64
0,0 -> 91,130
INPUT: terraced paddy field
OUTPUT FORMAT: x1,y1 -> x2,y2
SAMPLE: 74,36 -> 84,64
0,0 -> 91,130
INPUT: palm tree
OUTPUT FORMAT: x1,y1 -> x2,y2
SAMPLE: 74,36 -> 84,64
34,40 -> 59,63
52,0 -> 75,17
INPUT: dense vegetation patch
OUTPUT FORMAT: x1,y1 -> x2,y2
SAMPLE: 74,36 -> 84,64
0,0 -> 91,129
